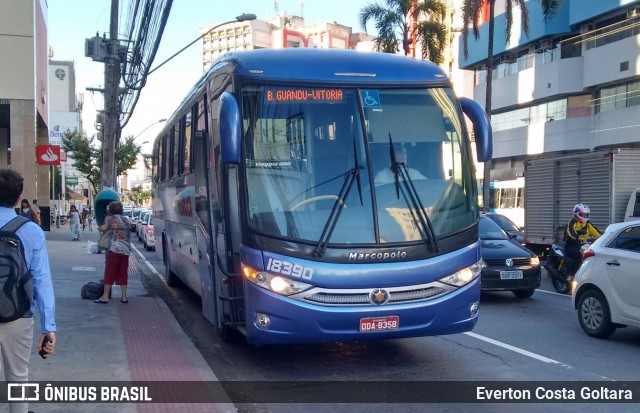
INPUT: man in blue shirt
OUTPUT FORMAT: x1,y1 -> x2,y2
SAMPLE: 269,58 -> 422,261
0,169 -> 56,413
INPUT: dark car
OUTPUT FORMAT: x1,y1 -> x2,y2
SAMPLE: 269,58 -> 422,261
483,212 -> 525,245
479,216 -> 541,298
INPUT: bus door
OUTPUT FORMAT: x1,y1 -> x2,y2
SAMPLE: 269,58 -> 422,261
193,129 -> 217,325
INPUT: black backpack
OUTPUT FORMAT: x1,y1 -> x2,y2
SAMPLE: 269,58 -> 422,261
81,280 -> 105,300
0,216 -> 34,323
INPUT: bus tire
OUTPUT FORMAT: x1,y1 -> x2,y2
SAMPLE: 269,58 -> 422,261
163,240 -> 181,288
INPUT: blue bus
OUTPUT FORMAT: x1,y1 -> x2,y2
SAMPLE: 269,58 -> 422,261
151,48 -> 492,345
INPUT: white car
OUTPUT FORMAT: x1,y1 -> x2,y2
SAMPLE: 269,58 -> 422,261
143,216 -> 155,251
137,211 -> 152,241
572,220 -> 640,338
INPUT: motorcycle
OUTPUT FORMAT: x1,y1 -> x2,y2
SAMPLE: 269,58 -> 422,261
543,239 -> 593,294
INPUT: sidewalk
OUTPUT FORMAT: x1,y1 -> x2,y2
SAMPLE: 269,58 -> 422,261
23,224 -> 235,413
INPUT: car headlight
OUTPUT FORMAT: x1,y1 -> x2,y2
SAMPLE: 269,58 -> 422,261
530,256 -> 540,266
439,259 -> 482,287
242,264 -> 313,296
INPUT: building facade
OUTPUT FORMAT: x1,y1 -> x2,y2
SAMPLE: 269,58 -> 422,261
48,59 -> 91,211
0,0 -> 49,204
459,0 -> 640,183
199,12 -> 375,71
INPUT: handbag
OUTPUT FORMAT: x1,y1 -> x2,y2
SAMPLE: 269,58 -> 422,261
98,227 -> 112,250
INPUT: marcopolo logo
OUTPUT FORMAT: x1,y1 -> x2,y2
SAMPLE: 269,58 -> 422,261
348,251 -> 407,261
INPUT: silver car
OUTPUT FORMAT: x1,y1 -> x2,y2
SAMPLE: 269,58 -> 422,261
572,220 -> 640,338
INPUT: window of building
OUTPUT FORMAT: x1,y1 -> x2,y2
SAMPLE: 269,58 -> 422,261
491,97 -> 574,132
596,80 -> 640,114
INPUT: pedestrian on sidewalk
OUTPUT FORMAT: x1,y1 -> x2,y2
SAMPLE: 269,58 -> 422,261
87,209 -> 94,231
0,169 -> 56,413
81,207 -> 88,231
20,198 -> 40,226
32,199 -> 41,225
95,201 -> 131,304
67,205 -> 81,241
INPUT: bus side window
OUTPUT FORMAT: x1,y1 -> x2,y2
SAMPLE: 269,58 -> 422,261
173,121 -> 181,177
153,140 -> 160,183
162,133 -> 169,181
183,109 -> 192,173
166,128 -> 174,179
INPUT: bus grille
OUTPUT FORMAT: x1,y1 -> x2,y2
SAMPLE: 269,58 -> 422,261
304,286 -> 448,306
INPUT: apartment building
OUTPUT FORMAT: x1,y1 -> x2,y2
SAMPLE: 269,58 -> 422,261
459,0 -> 640,183
49,59 -> 91,209
200,12 -> 375,71
0,0 -> 49,204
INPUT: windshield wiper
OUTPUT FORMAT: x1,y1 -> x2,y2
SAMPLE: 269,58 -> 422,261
386,134 -> 439,253
313,165 -> 361,258
312,136 -> 363,257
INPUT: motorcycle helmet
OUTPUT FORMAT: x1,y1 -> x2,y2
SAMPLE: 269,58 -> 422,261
573,203 -> 590,223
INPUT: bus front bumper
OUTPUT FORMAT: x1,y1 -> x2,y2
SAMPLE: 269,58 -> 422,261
243,278 -> 480,345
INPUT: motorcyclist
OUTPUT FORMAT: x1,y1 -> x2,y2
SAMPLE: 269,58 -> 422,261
565,203 -> 601,275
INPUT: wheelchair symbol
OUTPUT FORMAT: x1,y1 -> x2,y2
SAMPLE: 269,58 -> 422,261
361,90 -> 381,108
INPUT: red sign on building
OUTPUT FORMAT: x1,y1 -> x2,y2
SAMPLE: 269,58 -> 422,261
36,144 -> 61,166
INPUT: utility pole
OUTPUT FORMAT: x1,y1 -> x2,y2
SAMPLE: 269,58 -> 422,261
101,0 -> 120,190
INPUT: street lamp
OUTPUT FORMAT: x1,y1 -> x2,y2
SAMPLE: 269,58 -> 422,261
148,13 -> 257,76
133,118 -> 167,141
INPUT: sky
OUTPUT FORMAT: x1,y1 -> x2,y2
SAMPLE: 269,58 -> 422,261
48,0 -> 373,153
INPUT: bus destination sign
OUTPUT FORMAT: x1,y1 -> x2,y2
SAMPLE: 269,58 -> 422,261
266,89 -> 344,103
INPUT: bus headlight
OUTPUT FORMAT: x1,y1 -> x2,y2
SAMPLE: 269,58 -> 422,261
242,264 -> 313,296
439,259 -> 482,287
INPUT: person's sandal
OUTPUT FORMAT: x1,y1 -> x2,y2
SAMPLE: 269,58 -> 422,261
94,299 -> 108,304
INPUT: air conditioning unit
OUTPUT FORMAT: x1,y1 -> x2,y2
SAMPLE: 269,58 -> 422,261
580,23 -> 595,34
540,39 -> 553,49
528,43 -> 538,53
628,7 -> 640,18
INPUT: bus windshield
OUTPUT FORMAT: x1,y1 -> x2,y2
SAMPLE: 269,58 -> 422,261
242,86 -> 476,246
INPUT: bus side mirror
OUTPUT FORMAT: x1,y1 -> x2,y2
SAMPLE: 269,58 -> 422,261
460,97 -> 492,162
219,91 -> 241,164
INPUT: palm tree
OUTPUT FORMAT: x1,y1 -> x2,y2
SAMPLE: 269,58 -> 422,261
461,0 -> 562,210
359,0 -> 448,64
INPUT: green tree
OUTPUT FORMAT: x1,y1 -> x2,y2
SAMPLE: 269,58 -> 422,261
61,131 -> 143,194
461,0 -> 562,208
359,0 -> 447,64
51,166 -> 62,200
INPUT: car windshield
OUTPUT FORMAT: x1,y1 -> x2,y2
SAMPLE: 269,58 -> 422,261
479,217 -> 510,240
242,85 -> 476,246
490,214 -> 520,232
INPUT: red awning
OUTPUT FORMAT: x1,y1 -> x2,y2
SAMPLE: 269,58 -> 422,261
67,190 -> 87,200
